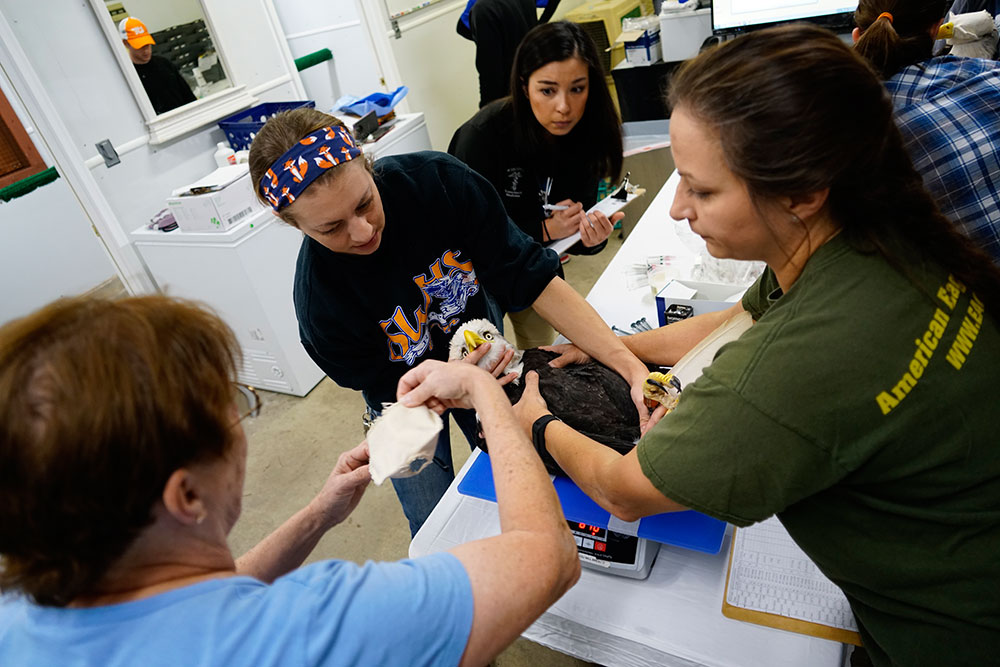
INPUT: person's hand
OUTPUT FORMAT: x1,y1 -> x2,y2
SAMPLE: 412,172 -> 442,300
464,341 -> 518,386
512,371 -> 551,433
310,440 -> 371,529
397,359 -> 493,413
543,199 -> 585,241
646,404 -> 668,432
630,376 -> 653,435
540,343 -> 591,369
579,210 -> 622,247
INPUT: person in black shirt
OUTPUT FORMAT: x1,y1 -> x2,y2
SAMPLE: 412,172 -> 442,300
119,16 -> 196,114
456,0 -> 562,108
248,108 -> 651,536
450,21 -> 624,348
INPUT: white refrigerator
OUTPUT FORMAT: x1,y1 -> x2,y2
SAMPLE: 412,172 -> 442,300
132,113 -> 431,396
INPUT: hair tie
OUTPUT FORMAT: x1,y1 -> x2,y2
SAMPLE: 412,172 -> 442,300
259,125 -> 361,212
876,12 -> 893,24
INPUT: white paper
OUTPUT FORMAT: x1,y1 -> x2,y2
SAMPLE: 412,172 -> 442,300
727,516 -> 859,632
547,190 -> 643,255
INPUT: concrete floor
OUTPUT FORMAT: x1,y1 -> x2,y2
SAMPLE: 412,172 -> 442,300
229,234 -> 628,667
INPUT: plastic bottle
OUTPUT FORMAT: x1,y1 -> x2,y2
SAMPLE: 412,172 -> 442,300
213,142 -> 236,168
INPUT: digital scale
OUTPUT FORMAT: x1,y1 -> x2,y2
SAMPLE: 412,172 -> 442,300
568,521 -> 660,579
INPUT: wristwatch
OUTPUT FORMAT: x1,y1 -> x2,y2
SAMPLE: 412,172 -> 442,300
531,414 -> 562,456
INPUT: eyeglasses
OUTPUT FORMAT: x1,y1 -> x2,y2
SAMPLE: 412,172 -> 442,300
233,382 -> 262,423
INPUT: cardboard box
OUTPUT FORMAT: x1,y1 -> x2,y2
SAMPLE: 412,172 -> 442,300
655,279 -> 746,326
167,165 -> 264,233
617,26 -> 662,65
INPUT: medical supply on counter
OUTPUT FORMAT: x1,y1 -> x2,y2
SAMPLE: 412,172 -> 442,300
147,208 -> 178,232
166,164 -> 263,233
655,278 -> 745,326
234,149 -> 250,164
213,142 -> 236,168
616,16 -> 663,66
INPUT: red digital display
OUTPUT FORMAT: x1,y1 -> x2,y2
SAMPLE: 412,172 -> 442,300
571,521 -> 607,540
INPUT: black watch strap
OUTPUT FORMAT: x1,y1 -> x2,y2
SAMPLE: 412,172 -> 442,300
531,414 -> 561,456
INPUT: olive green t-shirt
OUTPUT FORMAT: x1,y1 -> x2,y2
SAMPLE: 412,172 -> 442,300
637,235 -> 1000,666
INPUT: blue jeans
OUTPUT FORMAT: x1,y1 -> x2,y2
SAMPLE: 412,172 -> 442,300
365,404 -> 480,537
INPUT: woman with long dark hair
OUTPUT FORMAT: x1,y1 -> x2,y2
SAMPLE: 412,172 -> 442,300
449,20 -> 624,349
853,0 -> 1000,260
513,25 -> 1000,665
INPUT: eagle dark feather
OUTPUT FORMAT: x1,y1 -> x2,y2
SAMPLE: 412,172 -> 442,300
480,349 -> 640,476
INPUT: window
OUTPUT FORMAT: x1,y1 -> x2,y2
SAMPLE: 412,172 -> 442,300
0,86 -> 46,190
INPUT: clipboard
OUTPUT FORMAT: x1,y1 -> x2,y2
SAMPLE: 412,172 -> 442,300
721,520 -> 862,646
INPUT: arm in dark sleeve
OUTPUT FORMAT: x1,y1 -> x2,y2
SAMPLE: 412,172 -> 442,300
294,270 -> 390,398
439,155 -> 559,312
469,5 -> 513,108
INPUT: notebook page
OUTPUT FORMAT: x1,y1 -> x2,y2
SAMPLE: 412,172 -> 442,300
726,516 -> 859,632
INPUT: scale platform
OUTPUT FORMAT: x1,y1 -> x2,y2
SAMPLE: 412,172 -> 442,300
457,450 -> 727,554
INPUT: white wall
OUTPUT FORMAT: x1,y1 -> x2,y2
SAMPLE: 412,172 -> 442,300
107,0 -> 205,32
271,0 -> 385,113
0,0 -> 301,298
365,0 -> 590,151
0,66 -> 115,325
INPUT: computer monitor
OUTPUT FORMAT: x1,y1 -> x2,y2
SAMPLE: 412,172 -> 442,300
711,0 -> 858,36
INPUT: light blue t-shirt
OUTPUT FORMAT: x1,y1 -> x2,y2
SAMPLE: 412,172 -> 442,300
0,553 -> 473,666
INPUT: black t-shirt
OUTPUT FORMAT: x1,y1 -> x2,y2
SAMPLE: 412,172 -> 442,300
467,0 -> 536,108
294,151 -> 560,407
448,99 -> 606,255
134,56 -> 196,114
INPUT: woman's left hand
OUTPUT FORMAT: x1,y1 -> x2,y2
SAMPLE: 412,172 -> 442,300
579,210 -> 623,247
512,371 -> 551,432
629,373 -> 653,435
312,440 -> 371,529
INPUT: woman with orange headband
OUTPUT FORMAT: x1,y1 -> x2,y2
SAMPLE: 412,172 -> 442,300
248,108 -> 651,537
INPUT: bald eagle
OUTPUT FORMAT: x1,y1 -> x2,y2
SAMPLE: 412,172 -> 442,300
449,319 -> 640,476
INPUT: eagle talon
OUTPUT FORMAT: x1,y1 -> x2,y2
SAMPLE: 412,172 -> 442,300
642,371 -> 682,412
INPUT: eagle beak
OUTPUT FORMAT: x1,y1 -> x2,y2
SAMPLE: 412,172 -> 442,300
464,330 -> 487,352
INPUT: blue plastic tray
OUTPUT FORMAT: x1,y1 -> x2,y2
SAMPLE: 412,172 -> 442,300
457,451 -> 727,554
218,101 -> 315,150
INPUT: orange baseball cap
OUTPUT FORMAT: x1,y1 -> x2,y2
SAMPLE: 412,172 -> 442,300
118,17 -> 155,49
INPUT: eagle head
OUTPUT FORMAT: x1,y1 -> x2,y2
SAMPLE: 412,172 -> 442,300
448,319 -> 524,381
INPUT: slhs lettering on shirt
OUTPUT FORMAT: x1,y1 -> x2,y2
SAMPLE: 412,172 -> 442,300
876,274 -> 985,415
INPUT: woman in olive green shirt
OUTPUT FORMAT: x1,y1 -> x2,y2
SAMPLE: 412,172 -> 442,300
512,24 -> 1000,667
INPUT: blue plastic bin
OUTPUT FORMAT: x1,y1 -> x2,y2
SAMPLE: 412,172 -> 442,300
218,101 -> 315,150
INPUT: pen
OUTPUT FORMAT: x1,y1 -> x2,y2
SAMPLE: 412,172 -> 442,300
542,204 -> 569,211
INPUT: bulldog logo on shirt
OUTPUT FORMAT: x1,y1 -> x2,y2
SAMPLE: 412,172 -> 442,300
505,167 -> 525,198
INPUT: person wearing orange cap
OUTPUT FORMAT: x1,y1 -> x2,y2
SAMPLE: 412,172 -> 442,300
119,16 -> 195,114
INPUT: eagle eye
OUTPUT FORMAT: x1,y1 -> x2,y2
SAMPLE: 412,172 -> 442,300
461,349 -> 469,358
483,332 -> 493,341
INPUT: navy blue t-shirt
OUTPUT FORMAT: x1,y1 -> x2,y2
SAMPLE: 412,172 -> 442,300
294,151 -> 560,406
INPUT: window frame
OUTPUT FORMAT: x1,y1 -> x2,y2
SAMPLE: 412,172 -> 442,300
0,85 -> 46,190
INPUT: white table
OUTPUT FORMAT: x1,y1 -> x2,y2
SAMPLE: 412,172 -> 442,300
410,172 -> 848,667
